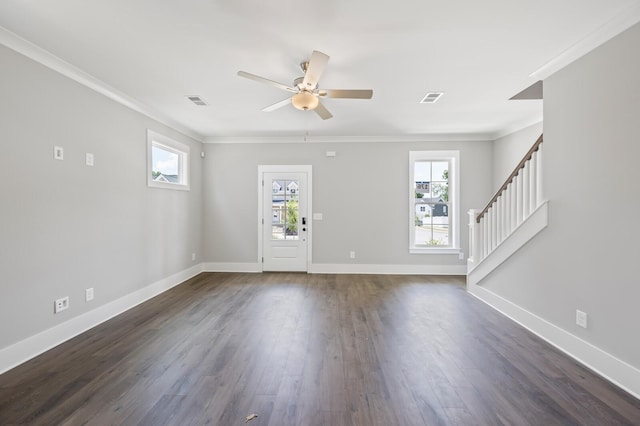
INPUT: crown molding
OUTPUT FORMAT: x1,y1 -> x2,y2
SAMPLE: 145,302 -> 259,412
203,133 -> 493,144
490,116 -> 544,141
530,2 -> 640,80
0,25 -> 204,143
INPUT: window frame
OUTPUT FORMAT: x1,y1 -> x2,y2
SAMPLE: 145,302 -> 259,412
147,130 -> 190,191
409,150 -> 460,254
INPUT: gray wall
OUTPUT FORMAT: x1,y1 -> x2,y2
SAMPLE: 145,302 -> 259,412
480,23 -> 640,368
203,140 -> 493,266
492,121 -> 544,191
0,46 -> 203,349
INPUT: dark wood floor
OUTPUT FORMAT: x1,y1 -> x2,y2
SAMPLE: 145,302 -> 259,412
1,273 -> 639,425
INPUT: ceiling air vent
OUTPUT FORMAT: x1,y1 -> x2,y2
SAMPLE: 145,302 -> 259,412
186,95 -> 208,106
420,92 -> 443,104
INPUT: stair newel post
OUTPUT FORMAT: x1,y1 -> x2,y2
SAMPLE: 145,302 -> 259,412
495,197 -> 502,245
492,204 -> 498,251
522,161 -> 531,218
536,143 -> 543,208
500,193 -> 506,243
482,212 -> 488,259
516,172 -> 524,225
529,152 -> 538,214
468,209 -> 480,265
504,185 -> 512,235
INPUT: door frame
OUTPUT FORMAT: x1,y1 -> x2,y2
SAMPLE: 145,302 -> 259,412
258,165 -> 313,272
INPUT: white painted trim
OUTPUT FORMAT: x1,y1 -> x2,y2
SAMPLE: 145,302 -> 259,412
467,201 -> 548,285
309,263 -> 466,275
0,25 -> 203,143
491,117 -> 544,141
467,285 -> 640,400
204,134 -> 492,144
200,262 -> 465,275
409,150 -> 460,252
202,262 -> 262,273
530,2 -> 640,80
0,264 -> 204,375
409,248 -> 461,255
147,129 -> 191,191
258,165 -> 313,273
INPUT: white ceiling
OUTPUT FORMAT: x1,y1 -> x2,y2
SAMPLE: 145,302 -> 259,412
1,0 -> 639,142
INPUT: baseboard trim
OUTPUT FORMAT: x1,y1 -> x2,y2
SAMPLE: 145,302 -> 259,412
201,262 -> 466,275
468,284 -> 640,400
202,262 -> 262,273
309,263 -> 466,275
0,264 -> 204,375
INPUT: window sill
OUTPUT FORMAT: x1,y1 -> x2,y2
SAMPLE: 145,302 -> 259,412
148,181 -> 190,191
409,247 -> 460,255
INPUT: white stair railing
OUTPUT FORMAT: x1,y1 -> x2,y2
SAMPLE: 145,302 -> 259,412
468,135 -> 544,268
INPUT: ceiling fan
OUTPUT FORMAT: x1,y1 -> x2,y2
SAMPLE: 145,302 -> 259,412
237,50 -> 373,120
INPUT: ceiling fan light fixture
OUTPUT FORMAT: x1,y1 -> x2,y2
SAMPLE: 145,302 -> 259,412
291,91 -> 319,111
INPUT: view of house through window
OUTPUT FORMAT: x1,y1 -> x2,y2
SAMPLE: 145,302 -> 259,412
146,130 -> 190,190
415,160 -> 450,246
271,179 -> 299,240
409,151 -> 459,252
151,144 -> 180,183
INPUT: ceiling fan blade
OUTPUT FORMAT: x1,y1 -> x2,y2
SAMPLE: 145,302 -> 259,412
319,89 -> 373,99
262,98 -> 291,112
237,71 -> 297,93
302,50 -> 329,90
314,101 -> 333,120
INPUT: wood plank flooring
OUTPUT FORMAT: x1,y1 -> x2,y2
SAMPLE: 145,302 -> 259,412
1,272 -> 639,425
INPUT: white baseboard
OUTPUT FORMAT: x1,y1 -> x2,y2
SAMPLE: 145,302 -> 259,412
201,261 -> 465,275
468,201 -> 548,286
468,284 -> 640,400
0,264 -> 204,375
309,263 -> 466,275
202,262 -> 261,273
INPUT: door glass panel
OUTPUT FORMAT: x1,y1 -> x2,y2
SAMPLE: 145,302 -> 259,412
271,179 -> 299,240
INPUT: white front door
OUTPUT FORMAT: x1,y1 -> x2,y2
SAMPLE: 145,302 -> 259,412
261,168 -> 310,271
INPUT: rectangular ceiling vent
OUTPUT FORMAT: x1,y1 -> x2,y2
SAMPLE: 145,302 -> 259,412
186,95 -> 208,106
420,92 -> 444,104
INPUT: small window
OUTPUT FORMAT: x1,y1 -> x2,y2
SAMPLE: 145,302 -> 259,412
409,150 -> 459,253
147,130 -> 190,190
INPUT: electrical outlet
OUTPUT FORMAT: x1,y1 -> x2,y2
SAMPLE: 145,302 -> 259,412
54,296 -> 69,313
458,251 -> 465,260
350,251 -> 356,259
576,310 -> 588,328
191,252 -> 196,261
86,153 -> 94,166
85,288 -> 94,301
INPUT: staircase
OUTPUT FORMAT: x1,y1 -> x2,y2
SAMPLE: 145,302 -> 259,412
467,134 -> 548,286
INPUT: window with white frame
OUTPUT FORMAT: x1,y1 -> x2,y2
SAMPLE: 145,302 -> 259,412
409,150 -> 459,253
147,130 -> 190,190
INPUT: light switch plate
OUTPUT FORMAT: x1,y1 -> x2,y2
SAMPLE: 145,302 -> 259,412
54,146 -> 64,160
576,310 -> 588,328
86,153 -> 94,166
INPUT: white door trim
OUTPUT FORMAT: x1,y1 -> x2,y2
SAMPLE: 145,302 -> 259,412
258,165 -> 313,272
